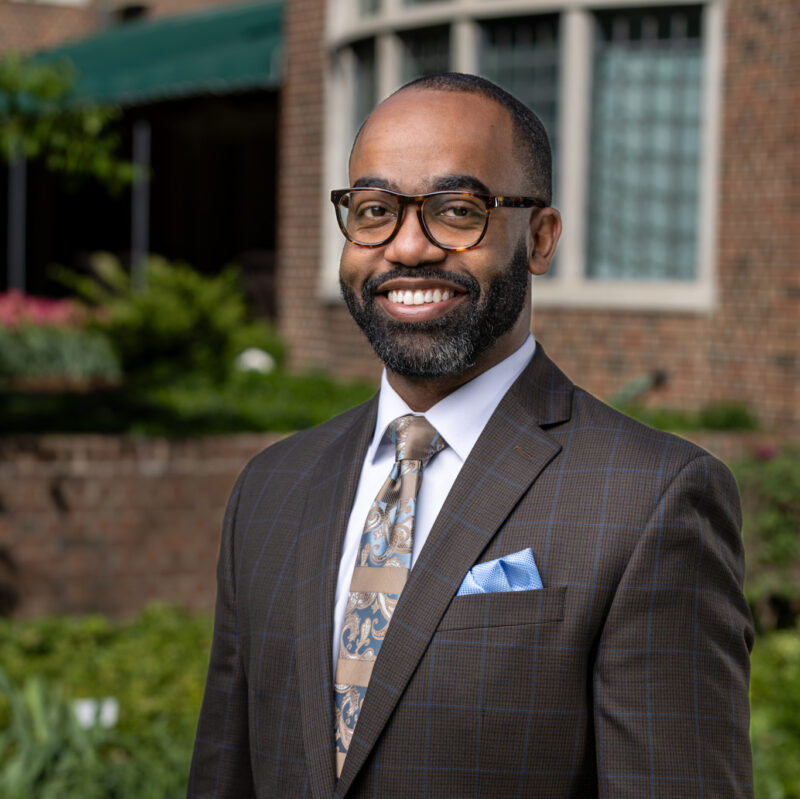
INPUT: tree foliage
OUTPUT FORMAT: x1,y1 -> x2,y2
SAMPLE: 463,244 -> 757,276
0,52 -> 132,190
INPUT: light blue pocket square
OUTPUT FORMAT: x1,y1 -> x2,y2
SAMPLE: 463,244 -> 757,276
456,548 -> 543,596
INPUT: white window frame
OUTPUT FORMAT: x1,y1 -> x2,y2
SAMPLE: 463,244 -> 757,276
321,0 -> 725,312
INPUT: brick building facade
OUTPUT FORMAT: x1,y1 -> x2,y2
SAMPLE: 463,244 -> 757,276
1,0 -> 797,433
0,0 -> 796,620
0,0 -> 252,53
277,0 -> 798,435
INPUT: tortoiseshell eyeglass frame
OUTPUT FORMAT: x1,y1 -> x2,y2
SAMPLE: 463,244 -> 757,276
330,187 -> 545,252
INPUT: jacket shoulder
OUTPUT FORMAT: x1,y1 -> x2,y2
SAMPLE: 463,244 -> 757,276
568,385 -> 724,473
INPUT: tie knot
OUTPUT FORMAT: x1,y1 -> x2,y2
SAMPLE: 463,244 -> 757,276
388,415 -> 447,463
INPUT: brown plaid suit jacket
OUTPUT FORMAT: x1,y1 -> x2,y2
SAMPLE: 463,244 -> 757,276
188,346 -> 753,798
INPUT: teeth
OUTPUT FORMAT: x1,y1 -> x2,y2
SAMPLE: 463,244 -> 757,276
387,288 -> 455,306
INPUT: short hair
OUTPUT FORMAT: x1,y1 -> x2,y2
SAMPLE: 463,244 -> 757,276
368,72 -> 552,206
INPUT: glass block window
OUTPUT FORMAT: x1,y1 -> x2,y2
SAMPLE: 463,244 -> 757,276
587,6 -> 703,280
358,0 -> 380,15
353,39 -> 377,128
481,16 -> 560,273
400,26 -> 451,82
480,15 -> 560,170
326,0 -> 720,305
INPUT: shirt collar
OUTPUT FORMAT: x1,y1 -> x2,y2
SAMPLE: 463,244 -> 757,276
368,334 -> 536,463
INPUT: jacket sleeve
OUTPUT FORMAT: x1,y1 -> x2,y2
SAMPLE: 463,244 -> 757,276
593,454 -> 754,798
187,463 -> 256,799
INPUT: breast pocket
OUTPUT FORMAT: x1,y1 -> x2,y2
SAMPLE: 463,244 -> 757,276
436,585 -> 566,632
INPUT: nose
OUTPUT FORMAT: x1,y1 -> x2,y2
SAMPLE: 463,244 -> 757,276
382,206 -> 447,267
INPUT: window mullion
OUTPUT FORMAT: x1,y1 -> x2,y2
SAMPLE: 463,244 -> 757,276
697,0 -> 723,309
453,18 -> 479,74
320,50 -> 354,299
328,0 -> 357,39
556,7 -> 592,285
377,31 -> 402,100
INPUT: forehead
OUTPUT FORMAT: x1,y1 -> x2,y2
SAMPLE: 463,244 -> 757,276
349,89 -> 519,193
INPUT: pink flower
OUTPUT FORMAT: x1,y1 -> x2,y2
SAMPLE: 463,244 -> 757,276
752,443 -> 780,461
0,290 -> 81,330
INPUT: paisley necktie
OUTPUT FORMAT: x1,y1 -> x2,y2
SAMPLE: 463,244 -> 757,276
334,415 -> 447,777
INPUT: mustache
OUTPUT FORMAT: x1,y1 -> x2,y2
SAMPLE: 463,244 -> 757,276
363,268 -> 480,299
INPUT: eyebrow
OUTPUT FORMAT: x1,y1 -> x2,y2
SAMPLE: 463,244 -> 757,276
430,174 -> 492,194
351,174 -> 492,195
353,176 -> 392,189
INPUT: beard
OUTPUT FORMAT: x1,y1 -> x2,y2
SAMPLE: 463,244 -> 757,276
340,241 -> 530,378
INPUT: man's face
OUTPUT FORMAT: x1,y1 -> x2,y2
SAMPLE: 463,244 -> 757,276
339,89 -> 536,380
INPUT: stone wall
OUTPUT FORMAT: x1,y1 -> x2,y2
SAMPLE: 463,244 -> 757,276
0,434 -> 282,618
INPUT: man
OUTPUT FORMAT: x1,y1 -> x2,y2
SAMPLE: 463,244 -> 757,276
188,73 -> 753,798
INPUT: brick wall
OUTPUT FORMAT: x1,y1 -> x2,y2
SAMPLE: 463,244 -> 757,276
0,0 -> 258,58
0,428 -> 784,618
276,0 -> 799,434
0,434 -> 282,618
533,0 -> 799,434
143,0 -> 254,21
0,2 -> 98,54
713,0 -> 799,432
275,0 -> 387,381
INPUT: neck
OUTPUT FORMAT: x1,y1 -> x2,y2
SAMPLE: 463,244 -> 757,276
386,371 -> 475,412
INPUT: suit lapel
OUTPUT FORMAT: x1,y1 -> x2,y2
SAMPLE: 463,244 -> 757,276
295,397 -> 378,799
335,347 -> 574,796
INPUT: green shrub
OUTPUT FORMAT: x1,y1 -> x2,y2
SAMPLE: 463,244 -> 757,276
1,607 -> 797,796
0,669 -> 190,798
134,369 -> 377,434
0,605 -> 211,741
0,325 -> 120,383
0,368 -> 376,435
617,401 -> 759,432
617,404 -> 697,431
750,626 -> 800,798
733,448 -> 800,630
53,253 -> 286,382
0,605 -> 212,798
698,401 -> 759,431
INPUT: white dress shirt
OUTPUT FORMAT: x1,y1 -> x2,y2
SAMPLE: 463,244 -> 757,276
332,334 -> 536,671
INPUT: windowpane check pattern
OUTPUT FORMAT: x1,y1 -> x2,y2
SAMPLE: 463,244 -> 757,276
400,26 -> 451,82
358,0 -> 380,15
480,15 -> 560,182
587,7 -> 703,281
353,38 -> 377,128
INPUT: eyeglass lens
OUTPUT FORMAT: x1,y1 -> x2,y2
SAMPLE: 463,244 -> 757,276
337,190 -> 488,249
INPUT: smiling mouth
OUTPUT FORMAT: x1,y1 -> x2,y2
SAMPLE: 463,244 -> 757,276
385,288 -> 455,306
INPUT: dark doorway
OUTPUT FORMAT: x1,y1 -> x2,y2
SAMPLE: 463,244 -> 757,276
5,89 -> 279,318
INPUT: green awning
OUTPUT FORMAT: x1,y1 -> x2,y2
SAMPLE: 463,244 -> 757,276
39,0 -> 283,106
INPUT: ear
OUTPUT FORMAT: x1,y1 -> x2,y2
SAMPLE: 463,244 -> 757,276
527,207 -> 562,276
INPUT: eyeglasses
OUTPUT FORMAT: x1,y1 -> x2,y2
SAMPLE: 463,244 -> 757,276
330,187 -> 544,252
